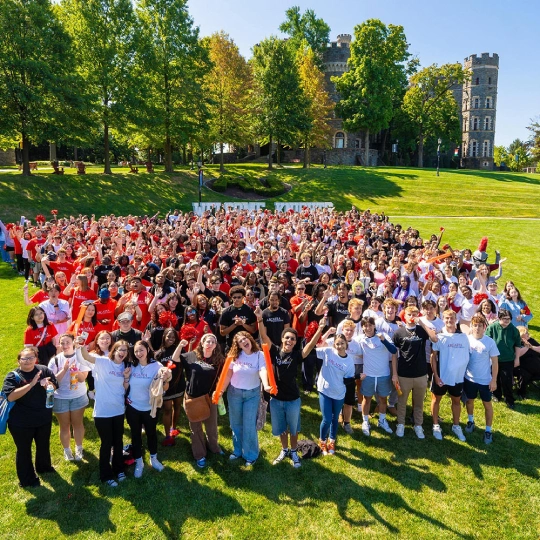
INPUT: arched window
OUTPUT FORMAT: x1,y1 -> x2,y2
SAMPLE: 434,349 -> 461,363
334,132 -> 345,149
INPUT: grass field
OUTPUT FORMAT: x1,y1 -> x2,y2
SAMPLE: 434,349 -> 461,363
0,165 -> 539,539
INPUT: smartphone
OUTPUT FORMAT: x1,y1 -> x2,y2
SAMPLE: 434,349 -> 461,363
80,331 -> 89,341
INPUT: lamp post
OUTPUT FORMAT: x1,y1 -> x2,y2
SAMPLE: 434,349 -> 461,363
436,138 -> 442,177
197,160 -> 203,204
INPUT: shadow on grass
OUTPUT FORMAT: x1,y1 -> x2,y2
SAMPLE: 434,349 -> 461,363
453,169 -> 540,186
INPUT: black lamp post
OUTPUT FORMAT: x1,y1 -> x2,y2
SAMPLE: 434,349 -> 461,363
197,160 -> 203,204
436,138 -> 442,177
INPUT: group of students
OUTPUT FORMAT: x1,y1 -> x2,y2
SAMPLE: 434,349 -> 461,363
1,206 -> 539,489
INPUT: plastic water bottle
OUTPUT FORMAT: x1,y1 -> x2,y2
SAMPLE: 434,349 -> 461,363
217,396 -> 226,416
45,383 -> 54,408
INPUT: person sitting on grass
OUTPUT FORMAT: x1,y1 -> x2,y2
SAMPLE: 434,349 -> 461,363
463,313 -> 499,444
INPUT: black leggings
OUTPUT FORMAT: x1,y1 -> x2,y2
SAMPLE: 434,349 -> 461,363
9,422 -> 52,487
94,415 -> 125,482
494,363 -> 515,405
126,405 -> 158,459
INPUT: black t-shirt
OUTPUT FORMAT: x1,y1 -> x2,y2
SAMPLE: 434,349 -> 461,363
219,304 -> 257,349
181,352 -> 221,398
270,344 -> 302,401
2,366 -> 58,428
259,295 -> 291,312
393,325 -> 429,378
262,307 -> 291,346
326,300 -> 350,327
519,337 -> 540,368
295,265 -> 319,295
205,288 -> 229,304
111,328 -> 143,348
95,264 -> 115,286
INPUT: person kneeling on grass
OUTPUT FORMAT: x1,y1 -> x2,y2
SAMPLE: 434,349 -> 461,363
357,317 -> 397,436
430,310 -> 470,442
464,314 -> 499,444
256,307 -> 326,467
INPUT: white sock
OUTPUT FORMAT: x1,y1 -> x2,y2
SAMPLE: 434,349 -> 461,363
379,413 -> 386,421
363,415 -> 369,422
468,414 -> 474,422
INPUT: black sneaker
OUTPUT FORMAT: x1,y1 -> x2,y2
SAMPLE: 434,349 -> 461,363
465,421 -> 475,434
272,448 -> 290,465
483,431 -> 493,444
506,403 -> 515,410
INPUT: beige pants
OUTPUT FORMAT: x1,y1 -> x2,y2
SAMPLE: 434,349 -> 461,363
190,403 -> 221,460
397,375 -> 428,426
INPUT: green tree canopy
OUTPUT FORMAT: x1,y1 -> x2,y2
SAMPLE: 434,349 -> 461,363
333,19 -> 410,166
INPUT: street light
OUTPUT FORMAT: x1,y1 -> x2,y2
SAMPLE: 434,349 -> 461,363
437,138 -> 442,177
197,160 -> 203,204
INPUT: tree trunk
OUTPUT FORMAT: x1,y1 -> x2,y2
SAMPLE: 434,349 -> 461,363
21,133 -> 31,176
417,131 -> 424,168
49,142 -> 57,162
303,140 -> 309,168
268,134 -> 273,170
220,142 -> 224,173
164,135 -> 173,173
103,121 -> 112,174
74,147 -> 78,161
276,140 -> 281,166
182,145 -> 187,165
381,129 -> 388,164
364,129 -> 370,166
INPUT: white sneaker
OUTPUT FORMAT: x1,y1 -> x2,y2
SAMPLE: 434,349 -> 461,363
74,446 -> 84,461
64,448 -> 74,461
414,425 -> 425,439
433,424 -> 443,440
452,425 -> 466,442
396,424 -> 405,437
361,421 -> 371,436
134,458 -> 144,478
378,418 -> 393,434
150,455 -> 164,472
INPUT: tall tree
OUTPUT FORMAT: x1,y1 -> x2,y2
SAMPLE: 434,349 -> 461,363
279,6 -> 330,69
493,145 -> 508,167
526,117 -> 540,163
296,44 -> 334,168
333,19 -> 410,166
137,0 -> 209,173
507,138 -> 531,171
402,63 -> 468,168
61,0 -> 140,174
203,32 -> 252,173
0,0 -> 87,175
251,37 -> 310,169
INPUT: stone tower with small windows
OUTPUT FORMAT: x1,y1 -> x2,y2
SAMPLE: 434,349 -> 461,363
458,53 -> 499,169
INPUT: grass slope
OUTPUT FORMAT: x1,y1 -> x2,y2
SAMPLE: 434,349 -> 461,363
0,165 -> 539,539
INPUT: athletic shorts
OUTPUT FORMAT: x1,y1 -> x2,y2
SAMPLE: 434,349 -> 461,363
430,381 -> 463,397
463,378 -> 492,402
362,375 -> 392,397
269,397 -> 301,436
53,393 -> 89,413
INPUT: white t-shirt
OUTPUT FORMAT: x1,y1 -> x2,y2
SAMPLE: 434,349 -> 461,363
466,335 -> 500,385
432,332 -> 470,386
229,351 -> 266,390
327,337 -> 363,365
48,352 -> 90,400
128,361 -> 162,412
91,355 -> 126,418
39,299 -> 71,334
357,334 -> 393,377
336,319 -> 364,340
316,347 -> 355,400
375,317 -> 400,339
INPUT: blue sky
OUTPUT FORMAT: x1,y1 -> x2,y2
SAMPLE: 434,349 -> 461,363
187,0 -> 540,147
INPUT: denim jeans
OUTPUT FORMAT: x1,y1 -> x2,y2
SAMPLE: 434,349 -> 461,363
227,385 -> 260,462
319,392 -> 345,441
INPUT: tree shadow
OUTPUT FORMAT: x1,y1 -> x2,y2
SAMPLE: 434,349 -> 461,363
25,452 -> 116,535
453,169 -> 540,186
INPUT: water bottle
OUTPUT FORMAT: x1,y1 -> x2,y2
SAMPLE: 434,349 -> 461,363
70,366 -> 79,391
45,383 -> 54,408
217,396 -> 226,416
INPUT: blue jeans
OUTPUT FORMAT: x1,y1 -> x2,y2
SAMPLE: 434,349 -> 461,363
227,385 -> 260,462
0,241 -> 10,263
319,392 -> 345,441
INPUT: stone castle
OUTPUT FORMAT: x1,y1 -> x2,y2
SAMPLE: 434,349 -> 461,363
318,34 -> 498,169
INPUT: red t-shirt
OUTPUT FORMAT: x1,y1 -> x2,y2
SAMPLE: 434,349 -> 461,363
48,260 -> 75,282
26,238 -> 46,260
30,290 -> 49,304
233,262 -> 254,277
286,258 -> 299,274
94,298 -> 117,332
68,320 -> 97,346
24,324 -> 58,347
290,295 -> 312,337
71,289 -> 97,321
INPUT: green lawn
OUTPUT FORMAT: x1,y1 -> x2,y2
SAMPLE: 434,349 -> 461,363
0,165 -> 539,539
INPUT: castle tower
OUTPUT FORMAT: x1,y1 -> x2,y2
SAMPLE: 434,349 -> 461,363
460,53 -> 499,169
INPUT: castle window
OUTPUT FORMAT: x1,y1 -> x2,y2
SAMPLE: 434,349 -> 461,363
471,140 -> 477,157
473,117 -> 479,131
354,139 -> 361,149
475,77 -> 479,85
484,116 -> 492,130
488,77 -> 492,85
483,140 -> 490,157
334,132 -> 345,149
473,97 -> 480,109
486,97 -> 492,109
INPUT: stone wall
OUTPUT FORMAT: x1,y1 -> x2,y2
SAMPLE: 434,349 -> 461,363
282,148 -> 378,166
0,149 -> 16,166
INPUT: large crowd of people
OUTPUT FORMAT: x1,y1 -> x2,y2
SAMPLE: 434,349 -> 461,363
1,206 -> 539,489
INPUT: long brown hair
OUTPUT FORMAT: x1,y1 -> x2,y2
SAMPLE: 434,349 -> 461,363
194,334 -> 224,368
228,331 -> 260,360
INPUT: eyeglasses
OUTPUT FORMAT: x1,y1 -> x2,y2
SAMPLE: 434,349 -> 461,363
20,356 -> 36,361
231,295 -> 243,300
